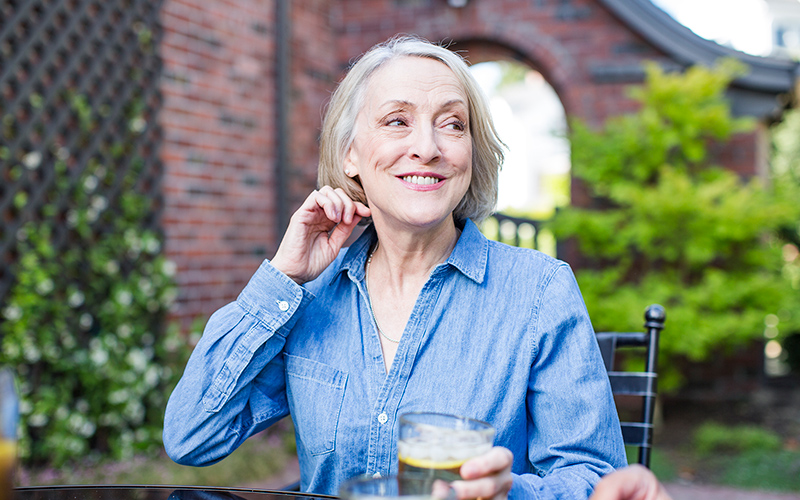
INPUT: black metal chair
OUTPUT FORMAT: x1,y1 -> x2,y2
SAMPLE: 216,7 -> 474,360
595,304 -> 666,469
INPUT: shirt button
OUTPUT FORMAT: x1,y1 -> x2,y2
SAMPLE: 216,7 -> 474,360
277,300 -> 289,312
377,413 -> 388,424
373,472 -> 381,478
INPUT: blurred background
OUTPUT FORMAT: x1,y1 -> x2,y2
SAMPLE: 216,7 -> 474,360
1,0 -> 800,496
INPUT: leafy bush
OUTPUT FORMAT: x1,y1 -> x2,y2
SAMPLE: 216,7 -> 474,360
550,60 -> 800,388
0,96 -> 192,465
694,421 -> 782,456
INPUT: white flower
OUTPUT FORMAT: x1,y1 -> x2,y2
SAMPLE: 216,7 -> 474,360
129,117 -> 146,133
144,237 -> 160,254
18,400 -> 32,415
117,324 -> 133,339
55,406 -> 69,420
116,289 -> 133,306
144,365 -> 160,388
67,210 -> 79,227
29,414 -> 48,427
35,278 -> 54,295
108,389 -> 130,405
124,401 -> 145,424
67,290 -> 85,308
23,345 -> 41,362
161,260 -> 177,277
126,349 -> 148,372
83,176 -> 98,192
22,151 -> 42,169
90,195 -> 107,211
138,278 -> 153,297
80,313 -> 93,330
105,260 -> 119,275
2,305 -> 22,321
90,346 -> 109,366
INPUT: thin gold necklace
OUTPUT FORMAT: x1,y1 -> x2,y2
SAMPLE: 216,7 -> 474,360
365,243 -> 401,344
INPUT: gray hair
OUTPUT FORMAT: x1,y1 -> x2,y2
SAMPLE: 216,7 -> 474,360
317,35 -> 505,224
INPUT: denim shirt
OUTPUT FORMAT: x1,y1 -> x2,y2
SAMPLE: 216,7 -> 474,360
163,219 -> 626,499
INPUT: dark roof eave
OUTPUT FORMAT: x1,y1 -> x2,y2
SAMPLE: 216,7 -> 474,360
597,0 -> 799,95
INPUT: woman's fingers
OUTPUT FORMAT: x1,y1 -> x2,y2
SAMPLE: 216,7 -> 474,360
459,447 -> 513,480
314,186 -> 345,223
590,465 -> 672,500
272,187 -> 369,285
452,447 -> 514,500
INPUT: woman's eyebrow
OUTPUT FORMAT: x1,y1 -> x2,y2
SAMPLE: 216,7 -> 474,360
379,99 -> 414,110
378,98 -> 467,111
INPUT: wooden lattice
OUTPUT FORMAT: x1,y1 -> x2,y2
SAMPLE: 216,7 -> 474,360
0,0 -> 164,306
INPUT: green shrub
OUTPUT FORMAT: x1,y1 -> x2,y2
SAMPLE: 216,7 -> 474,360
549,60 -> 800,389
694,421 -> 782,456
0,94 -> 192,466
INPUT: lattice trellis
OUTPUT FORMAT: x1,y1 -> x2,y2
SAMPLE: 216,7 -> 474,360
0,0 -> 164,306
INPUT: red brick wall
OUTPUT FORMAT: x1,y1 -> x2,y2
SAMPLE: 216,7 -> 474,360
160,0 -> 279,327
158,0 -> 763,327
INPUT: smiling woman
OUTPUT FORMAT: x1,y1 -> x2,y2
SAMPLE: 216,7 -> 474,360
163,35 -> 626,500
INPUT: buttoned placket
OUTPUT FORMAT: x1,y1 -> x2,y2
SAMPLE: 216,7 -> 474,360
355,264 -> 448,478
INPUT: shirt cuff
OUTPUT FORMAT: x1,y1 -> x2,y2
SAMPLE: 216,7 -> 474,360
236,259 -> 316,335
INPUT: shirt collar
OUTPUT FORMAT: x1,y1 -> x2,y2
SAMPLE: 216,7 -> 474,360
331,219 -> 488,286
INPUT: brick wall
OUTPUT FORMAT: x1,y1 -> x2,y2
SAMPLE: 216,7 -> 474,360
160,0 -> 280,327
158,0 -> 765,327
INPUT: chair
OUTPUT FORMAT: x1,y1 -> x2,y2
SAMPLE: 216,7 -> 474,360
595,304 -> 666,469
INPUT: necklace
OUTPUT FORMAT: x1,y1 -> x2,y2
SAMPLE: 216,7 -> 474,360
365,243 -> 401,344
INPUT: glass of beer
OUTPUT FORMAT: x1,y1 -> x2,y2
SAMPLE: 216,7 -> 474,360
0,369 -> 18,500
340,473 -> 456,500
397,412 -> 495,482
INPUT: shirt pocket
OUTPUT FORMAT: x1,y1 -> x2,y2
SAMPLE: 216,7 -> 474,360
284,353 -> 348,456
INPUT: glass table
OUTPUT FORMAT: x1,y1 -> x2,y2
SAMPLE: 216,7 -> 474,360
14,485 -> 337,500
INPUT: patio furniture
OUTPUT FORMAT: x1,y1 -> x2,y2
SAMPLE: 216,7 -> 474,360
596,304 -> 666,468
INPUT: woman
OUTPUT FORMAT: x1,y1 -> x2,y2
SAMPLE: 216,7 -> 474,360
163,35 -> 626,500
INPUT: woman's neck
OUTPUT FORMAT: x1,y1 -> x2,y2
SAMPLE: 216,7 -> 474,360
368,216 -> 461,285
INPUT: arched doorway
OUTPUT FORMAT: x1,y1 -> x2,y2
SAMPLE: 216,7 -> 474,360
470,60 -> 570,256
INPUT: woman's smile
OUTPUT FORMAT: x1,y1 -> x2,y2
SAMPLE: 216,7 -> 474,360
398,172 -> 446,190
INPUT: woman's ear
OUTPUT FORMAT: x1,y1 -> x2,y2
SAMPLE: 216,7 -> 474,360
344,147 -> 359,178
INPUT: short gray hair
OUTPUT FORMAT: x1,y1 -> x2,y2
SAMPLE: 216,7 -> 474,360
317,35 -> 504,224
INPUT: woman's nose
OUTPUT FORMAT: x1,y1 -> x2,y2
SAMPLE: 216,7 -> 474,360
409,125 -> 441,163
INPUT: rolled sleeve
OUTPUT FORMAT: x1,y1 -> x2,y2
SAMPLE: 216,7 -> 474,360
163,260 -> 315,466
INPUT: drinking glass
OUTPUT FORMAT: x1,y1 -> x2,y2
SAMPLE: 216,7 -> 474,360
397,412 -> 495,481
0,368 -> 18,500
340,473 -> 456,500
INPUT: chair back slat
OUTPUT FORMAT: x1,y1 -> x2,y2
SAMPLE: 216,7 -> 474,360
595,304 -> 665,469
620,423 -> 652,446
607,372 -> 657,397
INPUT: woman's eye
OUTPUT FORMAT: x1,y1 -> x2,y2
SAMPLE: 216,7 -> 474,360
446,120 -> 466,131
387,118 -> 406,126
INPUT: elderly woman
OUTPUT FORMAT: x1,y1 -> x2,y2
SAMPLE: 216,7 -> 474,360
163,36 -> 626,500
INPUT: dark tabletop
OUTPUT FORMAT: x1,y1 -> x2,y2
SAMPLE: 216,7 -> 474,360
13,485 -> 337,500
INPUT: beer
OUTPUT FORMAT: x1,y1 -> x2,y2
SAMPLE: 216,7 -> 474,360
397,413 -> 494,481
0,439 -> 15,500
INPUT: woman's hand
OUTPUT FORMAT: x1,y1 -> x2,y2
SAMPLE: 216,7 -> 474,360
589,465 -> 672,500
271,186 -> 371,284
452,447 -> 514,500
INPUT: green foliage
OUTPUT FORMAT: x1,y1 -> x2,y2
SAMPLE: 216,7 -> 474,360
550,60 -> 800,387
694,422 -> 782,456
0,96 -> 192,466
771,108 -> 800,295
719,449 -> 800,492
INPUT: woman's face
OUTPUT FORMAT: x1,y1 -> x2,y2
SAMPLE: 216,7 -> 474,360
344,56 -> 472,232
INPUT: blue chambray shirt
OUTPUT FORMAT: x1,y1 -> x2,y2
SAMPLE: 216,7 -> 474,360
163,219 -> 626,499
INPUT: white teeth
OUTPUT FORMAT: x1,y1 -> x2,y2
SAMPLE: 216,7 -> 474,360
403,175 -> 439,185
